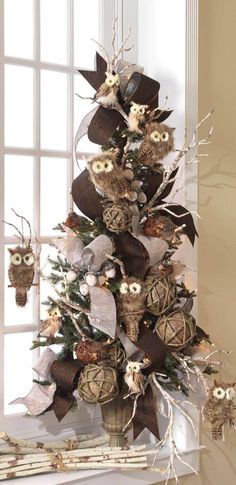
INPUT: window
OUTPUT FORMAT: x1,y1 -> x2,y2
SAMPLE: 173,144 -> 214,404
0,0 -> 102,435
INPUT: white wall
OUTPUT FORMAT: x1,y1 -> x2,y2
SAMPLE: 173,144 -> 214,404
138,0 -> 186,150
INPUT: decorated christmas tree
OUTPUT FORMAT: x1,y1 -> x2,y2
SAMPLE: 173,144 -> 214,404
2,19 -> 235,483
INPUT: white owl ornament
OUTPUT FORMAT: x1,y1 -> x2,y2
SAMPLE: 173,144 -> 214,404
127,102 -> 148,135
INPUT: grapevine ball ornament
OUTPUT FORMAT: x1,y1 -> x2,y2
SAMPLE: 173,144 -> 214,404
103,203 -> 132,233
143,215 -> 178,242
78,364 -> 119,404
203,380 -> 236,440
107,344 -> 126,368
146,275 -> 177,316
155,308 -> 196,351
75,340 -> 109,364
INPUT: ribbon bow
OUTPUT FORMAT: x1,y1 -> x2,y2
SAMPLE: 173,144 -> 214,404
76,52 -> 172,147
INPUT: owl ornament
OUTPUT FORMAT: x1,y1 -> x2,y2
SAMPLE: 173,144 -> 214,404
87,152 -> 138,203
94,72 -> 120,107
138,122 -> 175,169
37,307 -> 62,338
203,379 -> 236,440
124,361 -> 146,397
127,102 -> 148,135
117,277 -> 146,342
4,211 -> 36,307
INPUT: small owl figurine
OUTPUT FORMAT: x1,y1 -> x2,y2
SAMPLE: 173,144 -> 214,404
138,122 -> 175,168
124,361 -> 146,396
37,307 -> 62,338
8,246 -> 35,307
127,102 -> 148,135
117,277 -> 146,342
94,72 -> 120,107
203,379 -> 236,440
87,152 -> 137,202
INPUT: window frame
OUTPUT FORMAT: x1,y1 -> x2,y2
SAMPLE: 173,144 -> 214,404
0,0 -> 105,434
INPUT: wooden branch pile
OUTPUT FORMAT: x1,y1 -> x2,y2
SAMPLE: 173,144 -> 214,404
0,432 -> 161,480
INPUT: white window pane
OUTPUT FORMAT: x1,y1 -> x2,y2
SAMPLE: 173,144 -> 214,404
4,0 -> 33,59
4,246 -> 34,326
74,74 -> 99,153
40,244 -> 61,320
5,65 -> 33,147
4,333 -> 34,414
41,71 -> 67,150
74,0 -> 99,68
40,0 -> 67,65
4,155 -> 34,236
40,157 -> 67,235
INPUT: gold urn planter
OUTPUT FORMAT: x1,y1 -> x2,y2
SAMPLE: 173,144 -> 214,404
101,394 -> 132,447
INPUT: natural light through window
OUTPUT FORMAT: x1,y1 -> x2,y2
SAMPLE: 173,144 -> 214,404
0,0 -> 99,427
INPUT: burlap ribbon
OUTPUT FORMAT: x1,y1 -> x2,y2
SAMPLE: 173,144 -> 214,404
132,384 -> 160,440
52,226 -> 113,271
46,359 -> 84,422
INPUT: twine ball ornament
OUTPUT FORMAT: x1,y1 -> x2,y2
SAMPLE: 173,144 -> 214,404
107,344 -> 126,368
78,363 -> 119,404
146,275 -> 176,316
75,340 -> 108,364
155,309 -> 196,351
103,204 -> 132,233
143,215 -> 177,241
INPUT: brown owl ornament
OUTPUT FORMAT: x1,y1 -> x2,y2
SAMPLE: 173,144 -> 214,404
4,211 -> 36,308
203,379 -> 236,440
8,245 -> 35,307
138,122 -> 175,168
87,152 -> 138,203
117,277 -> 147,342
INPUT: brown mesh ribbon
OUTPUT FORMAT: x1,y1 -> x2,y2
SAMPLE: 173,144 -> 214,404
132,384 -> 160,441
72,169 -> 103,220
46,359 -> 84,422
114,232 -> 149,278
136,329 -> 167,373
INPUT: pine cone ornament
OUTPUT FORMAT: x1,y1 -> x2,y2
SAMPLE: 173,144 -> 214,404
143,215 -> 177,241
75,340 -> 109,364
65,211 -> 81,228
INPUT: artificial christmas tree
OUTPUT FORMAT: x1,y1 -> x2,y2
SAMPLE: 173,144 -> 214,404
2,19 -> 235,484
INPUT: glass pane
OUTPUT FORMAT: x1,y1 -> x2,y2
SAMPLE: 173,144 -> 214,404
4,332 -> 34,414
40,157 -> 67,235
40,0 -> 67,65
41,70 -> 67,150
4,155 -> 34,236
5,65 -> 33,147
40,244 -> 61,320
74,74 -> 99,153
4,246 -> 34,326
4,0 -> 33,59
74,0 -> 99,68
